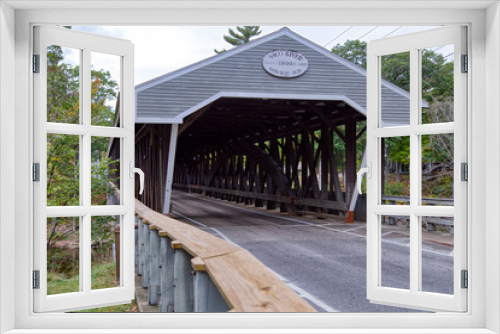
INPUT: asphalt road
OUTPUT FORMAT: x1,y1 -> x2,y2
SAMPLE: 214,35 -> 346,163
171,190 -> 454,313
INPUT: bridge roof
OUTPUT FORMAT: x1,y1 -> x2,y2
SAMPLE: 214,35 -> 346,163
135,27 -> 412,126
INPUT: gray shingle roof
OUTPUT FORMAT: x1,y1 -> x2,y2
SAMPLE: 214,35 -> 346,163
135,27 -> 411,126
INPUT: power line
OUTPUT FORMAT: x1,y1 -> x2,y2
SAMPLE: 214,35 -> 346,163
323,26 -> 353,48
358,26 -> 379,40
432,45 -> 446,52
383,26 -> 403,38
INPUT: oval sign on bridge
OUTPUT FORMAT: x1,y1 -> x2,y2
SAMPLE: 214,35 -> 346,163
262,50 -> 309,78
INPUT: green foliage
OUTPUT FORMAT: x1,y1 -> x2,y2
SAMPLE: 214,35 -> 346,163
385,136 -> 410,165
47,271 -> 80,295
47,134 -> 79,207
332,39 -> 367,68
47,245 -> 79,276
91,216 -> 117,261
421,50 -> 454,102
48,262 -> 136,312
384,181 -> 409,196
331,39 -> 454,102
90,261 -> 118,290
214,26 -> 262,53
332,39 -> 455,199
381,52 -> 411,92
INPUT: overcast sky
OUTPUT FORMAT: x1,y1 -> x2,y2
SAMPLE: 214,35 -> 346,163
70,25 -> 444,87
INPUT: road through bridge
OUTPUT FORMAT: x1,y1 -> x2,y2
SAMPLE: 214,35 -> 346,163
170,190 -> 454,313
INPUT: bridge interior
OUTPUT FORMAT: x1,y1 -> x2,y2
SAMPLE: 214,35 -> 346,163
135,96 -> 367,217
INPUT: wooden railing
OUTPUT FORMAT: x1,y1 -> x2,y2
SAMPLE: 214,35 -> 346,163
134,199 -> 317,312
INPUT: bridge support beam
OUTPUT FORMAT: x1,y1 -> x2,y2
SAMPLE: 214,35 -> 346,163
163,124 -> 179,214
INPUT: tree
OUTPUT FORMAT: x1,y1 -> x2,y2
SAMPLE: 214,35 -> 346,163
331,39 -> 454,102
214,26 -> 262,53
46,34 -> 120,272
332,39 -> 455,197
331,39 -> 367,69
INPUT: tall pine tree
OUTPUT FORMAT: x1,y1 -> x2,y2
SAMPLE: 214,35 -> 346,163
215,26 -> 262,53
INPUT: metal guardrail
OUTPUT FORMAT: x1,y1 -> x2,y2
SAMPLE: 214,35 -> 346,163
134,199 -> 317,312
382,195 -> 454,206
381,195 -> 454,233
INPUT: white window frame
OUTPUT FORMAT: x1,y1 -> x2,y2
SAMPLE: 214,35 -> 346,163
33,25 -> 136,312
366,26 -> 467,312
1,1 -> 499,333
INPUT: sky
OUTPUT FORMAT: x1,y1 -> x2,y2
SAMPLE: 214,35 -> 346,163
69,25 -> 446,87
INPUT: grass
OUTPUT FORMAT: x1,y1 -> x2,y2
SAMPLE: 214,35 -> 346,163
47,261 -> 137,313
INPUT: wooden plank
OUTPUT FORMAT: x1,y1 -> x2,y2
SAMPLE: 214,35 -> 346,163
136,199 -> 240,258
135,198 -> 318,312
191,257 -> 207,272
171,240 -> 183,250
204,249 -> 316,312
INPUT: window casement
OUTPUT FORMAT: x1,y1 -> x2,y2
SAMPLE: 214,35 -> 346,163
33,25 -> 136,312
364,26 -> 468,312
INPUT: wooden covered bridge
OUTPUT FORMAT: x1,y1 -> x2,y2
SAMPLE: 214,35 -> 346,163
126,27 -> 411,222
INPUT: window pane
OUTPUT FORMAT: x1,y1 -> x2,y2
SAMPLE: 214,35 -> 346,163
47,217 -> 80,295
47,134 -> 80,206
381,137 -> 410,205
421,45 -> 454,124
47,45 -> 80,124
91,137 -> 120,205
422,134 -> 454,206
91,52 -> 121,127
380,215 -> 410,290
380,52 -> 410,127
91,216 -> 121,290
421,216 -> 454,294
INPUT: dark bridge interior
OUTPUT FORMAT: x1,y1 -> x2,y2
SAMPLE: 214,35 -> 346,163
132,96 -> 367,218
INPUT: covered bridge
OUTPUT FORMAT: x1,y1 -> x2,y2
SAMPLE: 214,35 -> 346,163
127,27 -> 410,221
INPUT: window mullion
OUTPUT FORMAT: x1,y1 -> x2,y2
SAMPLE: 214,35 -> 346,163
81,48 -> 92,294
409,47 -> 420,294
77,48 -> 84,293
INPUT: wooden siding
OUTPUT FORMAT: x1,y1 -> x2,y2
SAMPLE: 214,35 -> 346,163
136,31 -> 410,126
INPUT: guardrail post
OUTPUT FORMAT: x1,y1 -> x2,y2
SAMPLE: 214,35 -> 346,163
159,233 -> 174,312
156,230 -> 162,304
142,220 -> 150,288
149,227 -> 159,305
137,217 -> 144,276
192,257 -> 229,312
193,270 -> 209,312
135,214 -> 139,267
173,243 -> 193,312
115,225 -> 120,281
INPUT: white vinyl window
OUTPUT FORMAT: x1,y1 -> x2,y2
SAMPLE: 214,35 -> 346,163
4,5 -> 491,331
365,26 -> 467,312
33,26 -> 136,312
